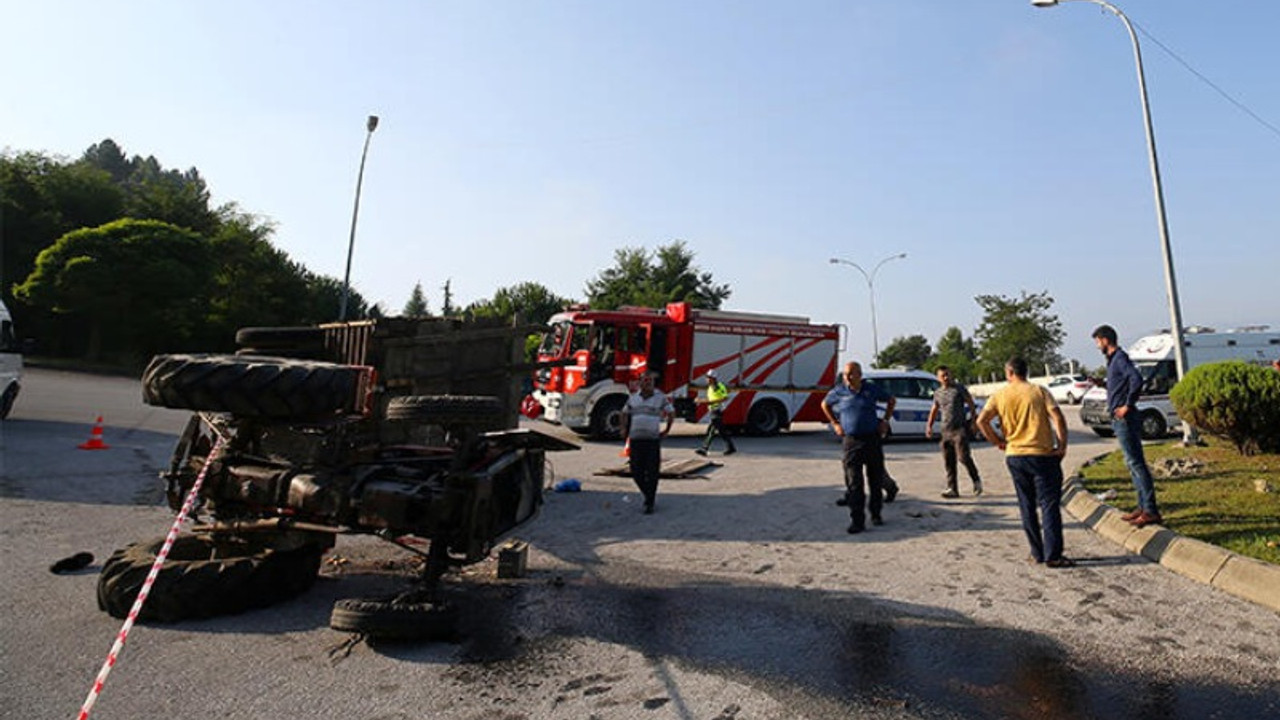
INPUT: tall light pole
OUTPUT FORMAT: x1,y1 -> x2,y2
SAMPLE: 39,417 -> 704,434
1031,1 -> 1190,394
339,114 -> 379,321
829,253 -> 907,363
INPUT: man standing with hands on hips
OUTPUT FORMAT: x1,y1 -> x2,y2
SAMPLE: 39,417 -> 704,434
822,361 -> 895,534
1092,324 -> 1162,528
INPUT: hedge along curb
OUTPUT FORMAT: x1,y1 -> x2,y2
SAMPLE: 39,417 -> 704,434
1062,472 -> 1280,614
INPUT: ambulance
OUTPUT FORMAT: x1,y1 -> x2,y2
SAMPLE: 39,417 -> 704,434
1079,326 -> 1280,439
530,302 -> 840,439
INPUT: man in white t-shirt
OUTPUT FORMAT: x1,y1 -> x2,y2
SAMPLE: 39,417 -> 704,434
621,371 -> 674,514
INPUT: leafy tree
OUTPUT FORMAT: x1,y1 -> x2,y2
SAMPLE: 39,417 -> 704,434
0,151 -> 124,299
81,139 -> 132,183
465,281 -> 572,325
928,326 -> 979,381
875,334 -> 932,369
973,290 -> 1064,379
300,272 -> 370,323
585,241 -> 730,310
403,282 -> 429,317
200,208 -> 313,349
13,219 -> 213,360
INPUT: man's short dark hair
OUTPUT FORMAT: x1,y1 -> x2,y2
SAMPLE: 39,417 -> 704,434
1091,324 -> 1118,344
1006,357 -> 1028,378
936,365 -> 950,373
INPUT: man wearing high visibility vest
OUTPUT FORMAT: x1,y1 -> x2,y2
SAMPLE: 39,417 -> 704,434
695,369 -> 737,456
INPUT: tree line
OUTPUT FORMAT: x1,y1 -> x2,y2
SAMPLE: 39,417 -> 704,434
3,138 -> 1066,376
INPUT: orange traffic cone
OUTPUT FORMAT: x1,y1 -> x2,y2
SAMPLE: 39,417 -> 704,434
619,438 -> 631,457
78,416 -> 110,450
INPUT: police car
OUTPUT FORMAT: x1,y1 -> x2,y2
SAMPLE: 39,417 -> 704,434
862,368 -> 982,438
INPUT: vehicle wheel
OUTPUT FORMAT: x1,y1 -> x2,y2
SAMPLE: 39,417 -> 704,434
96,533 -> 327,622
142,354 -> 364,418
746,400 -> 787,436
589,395 -> 627,441
1091,427 -> 1115,438
386,395 -> 505,425
1140,410 -> 1167,440
0,383 -> 17,420
234,326 -> 326,351
330,595 -> 459,640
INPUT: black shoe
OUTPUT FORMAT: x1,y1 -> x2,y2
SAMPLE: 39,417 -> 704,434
884,484 -> 899,503
847,523 -> 864,534
871,515 -> 884,526
724,447 -> 737,456
835,496 -> 849,507
694,448 -> 707,456
643,504 -> 654,515
940,489 -> 960,499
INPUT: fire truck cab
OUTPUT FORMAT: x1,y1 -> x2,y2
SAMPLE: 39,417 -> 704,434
531,302 -> 840,440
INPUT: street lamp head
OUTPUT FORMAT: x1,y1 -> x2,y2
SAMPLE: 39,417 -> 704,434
366,115 -> 380,132
828,258 -> 840,264
1031,0 -> 1060,7
895,252 -> 907,259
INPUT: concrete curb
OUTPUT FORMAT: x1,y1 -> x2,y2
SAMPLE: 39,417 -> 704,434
1063,475 -> 1280,614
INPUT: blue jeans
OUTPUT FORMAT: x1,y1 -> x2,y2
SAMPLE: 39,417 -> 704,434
1006,455 -> 1065,563
1113,415 -> 1160,515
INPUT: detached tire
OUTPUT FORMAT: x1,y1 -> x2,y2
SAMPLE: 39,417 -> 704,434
97,534 -> 326,622
330,596 -> 459,640
142,354 -> 363,418
234,326 -> 326,351
385,395 -> 504,425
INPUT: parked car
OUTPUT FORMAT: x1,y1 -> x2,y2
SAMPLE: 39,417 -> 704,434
1044,374 -> 1092,405
862,369 -> 985,438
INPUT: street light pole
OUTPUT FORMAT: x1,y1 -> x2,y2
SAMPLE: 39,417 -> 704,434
339,114 -> 380,321
1032,1 -> 1190,392
829,253 -> 907,363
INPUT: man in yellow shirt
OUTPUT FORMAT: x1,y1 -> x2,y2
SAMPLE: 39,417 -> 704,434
977,356 -> 1073,568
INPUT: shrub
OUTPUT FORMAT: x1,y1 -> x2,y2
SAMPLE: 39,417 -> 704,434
1170,361 -> 1280,455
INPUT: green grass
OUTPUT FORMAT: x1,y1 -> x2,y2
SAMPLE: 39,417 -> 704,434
1077,437 -> 1280,566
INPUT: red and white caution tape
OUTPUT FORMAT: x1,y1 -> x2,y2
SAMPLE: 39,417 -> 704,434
76,434 -> 226,720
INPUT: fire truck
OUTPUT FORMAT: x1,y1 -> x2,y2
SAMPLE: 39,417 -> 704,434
529,302 -> 841,439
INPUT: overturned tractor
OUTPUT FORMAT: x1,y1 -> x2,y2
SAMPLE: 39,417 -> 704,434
97,317 -> 575,639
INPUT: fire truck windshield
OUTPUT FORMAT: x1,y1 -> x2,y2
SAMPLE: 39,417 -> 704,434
538,321 -> 571,357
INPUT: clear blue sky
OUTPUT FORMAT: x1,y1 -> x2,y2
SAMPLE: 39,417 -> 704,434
4,0 -> 1277,367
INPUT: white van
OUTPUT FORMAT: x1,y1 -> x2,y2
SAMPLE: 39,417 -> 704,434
0,299 -> 22,419
1080,326 -> 1280,439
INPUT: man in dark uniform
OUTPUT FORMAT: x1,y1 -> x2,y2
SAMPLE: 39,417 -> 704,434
822,361 -> 896,534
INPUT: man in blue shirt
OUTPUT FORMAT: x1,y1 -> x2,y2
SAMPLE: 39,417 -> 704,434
822,361 -> 896,534
1093,324 -> 1162,527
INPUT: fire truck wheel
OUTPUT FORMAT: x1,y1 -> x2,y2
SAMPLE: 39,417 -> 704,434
590,395 -> 626,440
745,400 -> 787,436
96,533 -> 327,623
385,395 -> 505,425
329,596 -> 459,640
142,354 -> 363,419
234,326 -> 326,351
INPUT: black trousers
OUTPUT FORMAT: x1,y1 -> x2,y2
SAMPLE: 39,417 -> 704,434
701,409 -> 736,452
629,437 -> 662,508
842,434 -> 887,527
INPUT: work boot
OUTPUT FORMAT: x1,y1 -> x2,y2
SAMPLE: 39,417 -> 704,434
940,489 -> 960,499
884,481 -> 899,504
694,448 -> 707,456
973,480 -> 983,497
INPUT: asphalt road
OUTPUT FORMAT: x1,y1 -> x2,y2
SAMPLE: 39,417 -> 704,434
2,368 -> 1278,720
